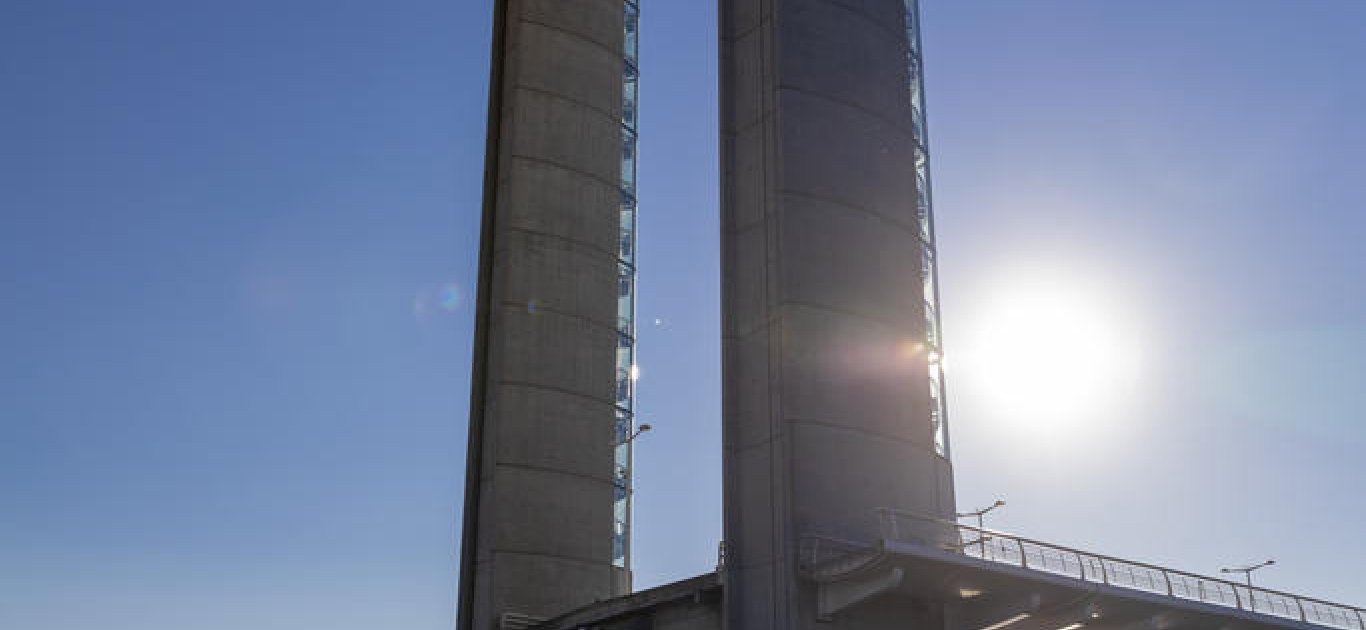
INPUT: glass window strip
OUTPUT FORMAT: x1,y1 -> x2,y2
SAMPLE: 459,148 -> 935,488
612,0 -> 640,570
903,0 -> 950,458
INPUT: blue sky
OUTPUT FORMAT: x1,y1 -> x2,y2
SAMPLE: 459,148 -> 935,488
2,1 -> 1363,628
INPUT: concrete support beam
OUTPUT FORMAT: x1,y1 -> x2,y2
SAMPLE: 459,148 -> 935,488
817,567 -> 906,621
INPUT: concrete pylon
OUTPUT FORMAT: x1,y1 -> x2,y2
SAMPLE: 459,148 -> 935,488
719,0 -> 956,627
459,1 -> 638,629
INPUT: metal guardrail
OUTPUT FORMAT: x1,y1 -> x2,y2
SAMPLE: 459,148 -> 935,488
877,509 -> 1366,630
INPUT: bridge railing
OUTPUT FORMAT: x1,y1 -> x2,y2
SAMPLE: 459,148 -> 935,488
876,509 -> 1365,630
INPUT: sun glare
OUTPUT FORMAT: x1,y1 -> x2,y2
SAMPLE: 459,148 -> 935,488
955,276 -> 1143,431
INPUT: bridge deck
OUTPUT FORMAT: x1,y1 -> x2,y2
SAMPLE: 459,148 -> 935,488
800,511 -> 1362,630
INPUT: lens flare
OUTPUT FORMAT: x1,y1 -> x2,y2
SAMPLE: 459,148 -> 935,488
414,281 -> 467,324
439,283 -> 462,311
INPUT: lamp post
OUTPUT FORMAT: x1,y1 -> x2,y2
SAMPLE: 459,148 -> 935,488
956,499 -> 1005,558
611,422 -> 652,447
1222,559 -> 1275,611
610,423 -> 651,496
1222,559 -> 1275,587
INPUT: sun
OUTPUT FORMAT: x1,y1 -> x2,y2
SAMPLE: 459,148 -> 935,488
953,275 -> 1143,431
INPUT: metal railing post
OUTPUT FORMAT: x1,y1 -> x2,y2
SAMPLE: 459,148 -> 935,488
1163,570 -> 1173,596
1100,558 -> 1110,585
1354,607 -> 1364,630
1015,538 -> 1026,568
1292,598 -> 1305,623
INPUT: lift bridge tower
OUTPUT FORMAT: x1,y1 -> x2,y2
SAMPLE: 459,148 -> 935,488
457,1 -> 642,629
459,0 -> 954,628
719,0 -> 956,627
460,3 -> 1366,630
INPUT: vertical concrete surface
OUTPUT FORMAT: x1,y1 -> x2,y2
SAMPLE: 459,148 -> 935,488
459,1 -> 632,629
720,0 -> 957,627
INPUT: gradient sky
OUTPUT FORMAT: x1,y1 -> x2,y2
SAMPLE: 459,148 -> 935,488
2,2 -> 1364,629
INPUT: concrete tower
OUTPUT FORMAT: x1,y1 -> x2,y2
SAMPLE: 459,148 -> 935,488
458,1 -> 641,629
455,3 -> 1365,630
720,0 -> 956,627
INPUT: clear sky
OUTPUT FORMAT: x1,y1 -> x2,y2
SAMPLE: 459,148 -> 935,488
2,1 -> 1363,629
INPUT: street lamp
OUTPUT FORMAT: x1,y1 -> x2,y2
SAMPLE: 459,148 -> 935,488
1221,559 -> 1275,587
610,422 -> 652,497
611,422 -> 652,447
957,499 -> 1006,528
1222,559 -> 1275,611
956,499 -> 1005,558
